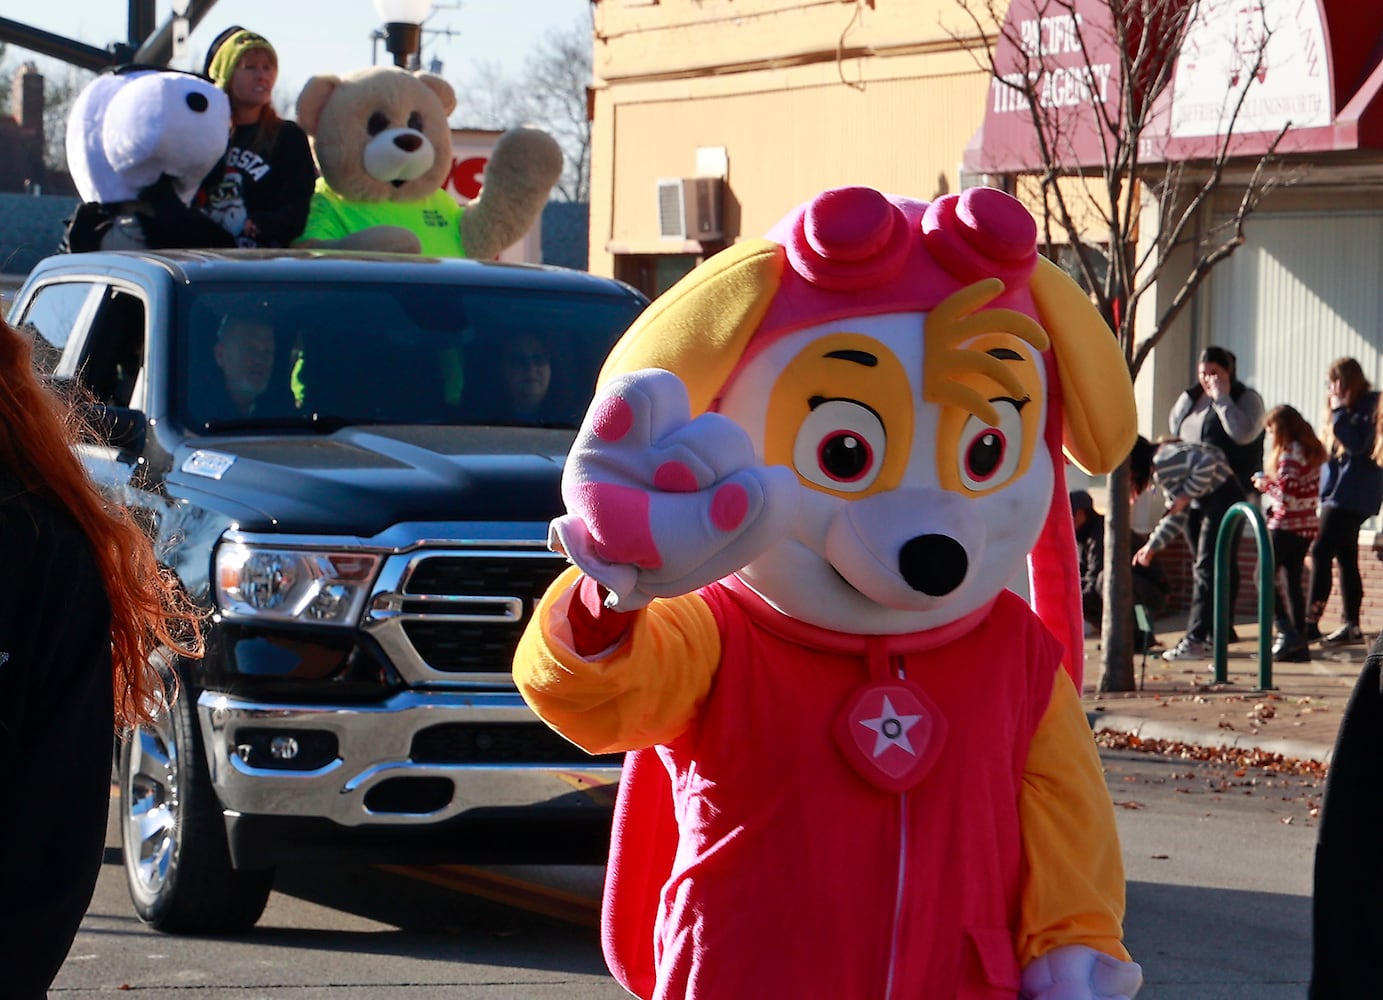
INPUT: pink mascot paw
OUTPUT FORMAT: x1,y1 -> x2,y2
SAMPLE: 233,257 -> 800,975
1020,945 -> 1143,1000
552,368 -> 798,610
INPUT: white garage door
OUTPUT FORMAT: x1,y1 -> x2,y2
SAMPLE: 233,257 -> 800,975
1205,209 -> 1383,431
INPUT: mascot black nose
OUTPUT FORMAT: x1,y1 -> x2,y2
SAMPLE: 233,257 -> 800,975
898,535 -> 968,596
186,92 -> 209,113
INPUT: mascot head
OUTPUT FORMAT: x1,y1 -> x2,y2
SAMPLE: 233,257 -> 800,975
66,67 -> 230,205
597,186 -> 1135,683
296,66 -> 456,205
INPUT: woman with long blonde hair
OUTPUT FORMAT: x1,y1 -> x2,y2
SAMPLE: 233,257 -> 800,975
0,316 -> 201,994
1252,405 -> 1327,661
1307,357 -> 1383,645
196,27 -> 315,247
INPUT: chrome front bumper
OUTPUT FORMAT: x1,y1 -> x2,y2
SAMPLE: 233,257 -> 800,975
196,689 -> 620,827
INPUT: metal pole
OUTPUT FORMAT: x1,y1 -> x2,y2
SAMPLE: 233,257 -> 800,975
1212,501 -> 1274,689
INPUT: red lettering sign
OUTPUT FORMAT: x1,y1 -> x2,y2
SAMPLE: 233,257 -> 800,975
448,156 -> 488,201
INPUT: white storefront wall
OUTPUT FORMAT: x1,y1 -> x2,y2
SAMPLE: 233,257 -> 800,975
1203,207 -> 1383,528
1205,209 -> 1383,431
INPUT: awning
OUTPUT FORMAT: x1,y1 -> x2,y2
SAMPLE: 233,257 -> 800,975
965,0 -> 1383,175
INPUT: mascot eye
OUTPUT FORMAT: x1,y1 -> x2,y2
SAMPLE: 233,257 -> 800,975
957,399 -> 1024,491
407,112 -> 424,131
793,399 -> 884,493
367,111 -> 390,136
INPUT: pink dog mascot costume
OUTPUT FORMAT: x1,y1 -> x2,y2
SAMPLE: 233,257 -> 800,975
514,185 -> 1141,999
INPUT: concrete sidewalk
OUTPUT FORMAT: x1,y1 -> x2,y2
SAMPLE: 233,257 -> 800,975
1079,617 -> 1367,765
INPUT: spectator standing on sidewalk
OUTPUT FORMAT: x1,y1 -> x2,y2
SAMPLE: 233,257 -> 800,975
1168,346 -> 1266,635
196,28 -> 315,248
1129,435 -> 1244,662
1251,404 -> 1326,663
1304,357 -> 1383,646
0,315 -> 202,996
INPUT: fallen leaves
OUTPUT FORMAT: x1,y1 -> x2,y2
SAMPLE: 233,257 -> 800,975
1094,729 -> 1329,780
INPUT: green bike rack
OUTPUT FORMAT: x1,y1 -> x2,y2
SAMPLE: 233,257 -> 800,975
1212,501 -> 1274,689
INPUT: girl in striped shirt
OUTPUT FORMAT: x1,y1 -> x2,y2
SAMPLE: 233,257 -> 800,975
1252,405 -> 1326,662
1131,435 -> 1245,661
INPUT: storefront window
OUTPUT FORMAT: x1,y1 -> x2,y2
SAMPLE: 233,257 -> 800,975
614,253 -> 699,299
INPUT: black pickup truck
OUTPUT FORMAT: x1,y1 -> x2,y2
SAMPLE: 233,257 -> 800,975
6,249 -> 646,933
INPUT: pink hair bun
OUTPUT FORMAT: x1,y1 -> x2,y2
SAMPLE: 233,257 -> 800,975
922,188 -> 1038,287
785,186 -> 912,291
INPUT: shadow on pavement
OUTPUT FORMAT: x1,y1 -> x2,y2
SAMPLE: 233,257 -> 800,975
1126,880 -> 1310,998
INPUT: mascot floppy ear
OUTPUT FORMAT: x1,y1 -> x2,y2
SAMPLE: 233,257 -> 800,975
1026,255 -> 1137,691
596,239 -> 787,414
1031,256 -> 1137,474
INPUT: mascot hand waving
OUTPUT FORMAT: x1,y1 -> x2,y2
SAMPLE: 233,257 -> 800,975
514,185 -> 1142,1000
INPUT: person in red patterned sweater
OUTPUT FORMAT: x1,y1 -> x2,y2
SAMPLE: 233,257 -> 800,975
1252,404 -> 1327,662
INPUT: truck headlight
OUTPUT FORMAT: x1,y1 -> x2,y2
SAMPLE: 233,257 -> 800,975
216,543 -> 382,625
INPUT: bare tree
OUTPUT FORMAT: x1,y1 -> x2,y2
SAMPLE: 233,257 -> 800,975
954,0 -> 1291,691
40,64 -> 92,173
450,57 -> 526,130
510,21 -> 593,203
0,47 -> 91,176
450,17 -> 593,203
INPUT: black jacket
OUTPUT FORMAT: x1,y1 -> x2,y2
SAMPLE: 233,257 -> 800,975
60,173 -> 238,253
196,119 -> 316,248
1311,629 -> 1383,997
0,477 -> 114,997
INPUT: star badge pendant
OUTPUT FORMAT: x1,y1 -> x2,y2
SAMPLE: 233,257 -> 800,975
833,680 -> 947,793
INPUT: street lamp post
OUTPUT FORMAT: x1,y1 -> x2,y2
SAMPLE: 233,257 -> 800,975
372,0 -> 435,69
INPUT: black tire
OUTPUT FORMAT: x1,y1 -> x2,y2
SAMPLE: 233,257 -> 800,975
119,681 -> 274,933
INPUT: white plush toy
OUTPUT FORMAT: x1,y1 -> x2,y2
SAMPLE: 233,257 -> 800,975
62,67 -> 233,252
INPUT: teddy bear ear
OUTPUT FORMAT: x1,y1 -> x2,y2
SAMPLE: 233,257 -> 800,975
296,74 -> 341,136
414,71 -> 458,117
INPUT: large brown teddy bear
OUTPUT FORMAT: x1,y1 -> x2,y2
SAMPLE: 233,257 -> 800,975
293,66 -> 562,258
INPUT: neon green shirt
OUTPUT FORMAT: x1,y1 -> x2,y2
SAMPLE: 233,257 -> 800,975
298,179 -> 467,257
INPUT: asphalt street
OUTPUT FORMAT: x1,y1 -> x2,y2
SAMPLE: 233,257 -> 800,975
47,748 -> 1319,998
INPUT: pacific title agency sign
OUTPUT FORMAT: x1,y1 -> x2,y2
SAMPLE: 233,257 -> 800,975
975,0 -> 1122,171
989,10 -> 1114,115
975,0 -> 1332,173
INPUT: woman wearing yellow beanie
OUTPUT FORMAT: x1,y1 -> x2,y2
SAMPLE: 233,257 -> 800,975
196,27 -> 316,248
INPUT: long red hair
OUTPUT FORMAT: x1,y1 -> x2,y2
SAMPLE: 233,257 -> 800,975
0,316 -> 202,729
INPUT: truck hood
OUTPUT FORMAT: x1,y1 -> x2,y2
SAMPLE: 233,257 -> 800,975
166,425 -> 573,536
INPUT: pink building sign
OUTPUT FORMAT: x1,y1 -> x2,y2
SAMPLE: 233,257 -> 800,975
966,0 -> 1383,174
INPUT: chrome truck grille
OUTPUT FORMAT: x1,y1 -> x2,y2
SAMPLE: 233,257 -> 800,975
365,547 -> 569,686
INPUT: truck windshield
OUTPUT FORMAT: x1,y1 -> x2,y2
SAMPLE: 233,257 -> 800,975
175,281 -> 644,434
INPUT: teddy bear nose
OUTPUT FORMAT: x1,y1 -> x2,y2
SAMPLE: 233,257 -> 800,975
898,534 -> 968,596
185,92 -> 208,113
394,134 -> 424,153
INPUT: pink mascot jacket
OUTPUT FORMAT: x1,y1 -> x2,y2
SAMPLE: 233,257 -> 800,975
513,186 -> 1142,1000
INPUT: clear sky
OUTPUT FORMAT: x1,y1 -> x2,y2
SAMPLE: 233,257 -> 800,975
8,0 -> 586,108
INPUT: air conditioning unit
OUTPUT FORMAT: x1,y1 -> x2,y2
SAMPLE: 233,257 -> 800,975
657,177 -> 723,241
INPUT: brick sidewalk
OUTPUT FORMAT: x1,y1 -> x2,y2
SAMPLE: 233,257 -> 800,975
1079,617 -> 1368,763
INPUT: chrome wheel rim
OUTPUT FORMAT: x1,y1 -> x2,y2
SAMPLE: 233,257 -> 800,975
123,709 -> 179,906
